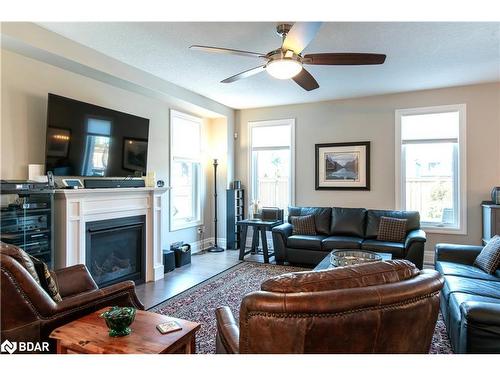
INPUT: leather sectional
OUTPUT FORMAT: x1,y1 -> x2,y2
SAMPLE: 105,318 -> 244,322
272,206 -> 426,269
435,243 -> 500,353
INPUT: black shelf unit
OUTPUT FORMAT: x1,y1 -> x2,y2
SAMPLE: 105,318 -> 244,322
1,188 -> 55,268
226,188 -> 244,250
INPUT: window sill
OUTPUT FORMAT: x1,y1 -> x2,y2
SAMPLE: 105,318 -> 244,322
421,226 -> 467,236
170,220 -> 203,232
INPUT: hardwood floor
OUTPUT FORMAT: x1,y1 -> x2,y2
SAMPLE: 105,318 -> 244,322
136,249 -> 268,309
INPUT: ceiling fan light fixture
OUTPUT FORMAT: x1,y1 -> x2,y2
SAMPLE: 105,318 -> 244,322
266,58 -> 303,80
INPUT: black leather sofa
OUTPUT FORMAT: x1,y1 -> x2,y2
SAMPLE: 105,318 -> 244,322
435,243 -> 500,353
271,206 -> 426,269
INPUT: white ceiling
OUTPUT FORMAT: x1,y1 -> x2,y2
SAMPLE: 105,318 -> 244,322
37,22 -> 500,109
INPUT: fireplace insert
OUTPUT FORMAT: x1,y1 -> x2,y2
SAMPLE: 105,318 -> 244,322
85,215 -> 146,287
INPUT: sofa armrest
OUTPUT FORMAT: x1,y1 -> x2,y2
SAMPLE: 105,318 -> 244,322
54,264 -> 98,298
272,222 -> 293,239
405,229 -> 426,248
271,223 -> 293,263
461,301 -> 500,326
435,243 -> 483,266
215,306 -> 239,354
55,280 -> 144,313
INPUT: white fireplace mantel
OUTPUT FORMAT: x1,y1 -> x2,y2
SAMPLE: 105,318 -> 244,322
54,187 -> 168,282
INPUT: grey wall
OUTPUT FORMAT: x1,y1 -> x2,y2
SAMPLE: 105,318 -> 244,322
235,82 -> 500,264
1,48 -> 231,252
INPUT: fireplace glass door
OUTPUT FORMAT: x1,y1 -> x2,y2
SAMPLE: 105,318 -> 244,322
86,215 -> 145,287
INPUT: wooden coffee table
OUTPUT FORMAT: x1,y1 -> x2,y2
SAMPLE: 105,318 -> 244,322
50,307 -> 201,354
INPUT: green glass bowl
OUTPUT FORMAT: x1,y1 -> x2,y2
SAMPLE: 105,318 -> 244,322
100,306 -> 136,337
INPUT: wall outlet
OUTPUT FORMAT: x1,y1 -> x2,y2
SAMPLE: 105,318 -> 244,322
197,226 -> 205,234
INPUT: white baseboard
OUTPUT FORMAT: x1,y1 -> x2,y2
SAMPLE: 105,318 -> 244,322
190,237 -> 227,254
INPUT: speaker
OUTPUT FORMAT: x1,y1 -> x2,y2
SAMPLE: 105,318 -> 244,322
492,187 -> 500,204
84,179 -> 146,189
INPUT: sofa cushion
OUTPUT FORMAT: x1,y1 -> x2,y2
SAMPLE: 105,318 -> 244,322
291,215 -> 317,236
288,206 -> 332,235
287,235 -> 326,251
443,275 -> 500,300
261,259 -> 419,293
321,236 -> 363,250
30,255 -> 62,302
330,207 -> 367,237
474,235 -> 500,274
361,239 -> 405,258
436,261 -> 500,282
366,209 -> 420,239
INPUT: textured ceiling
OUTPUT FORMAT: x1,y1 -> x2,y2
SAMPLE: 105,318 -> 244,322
37,22 -> 500,109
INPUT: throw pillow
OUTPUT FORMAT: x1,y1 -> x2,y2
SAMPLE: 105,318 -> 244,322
29,255 -> 63,302
291,215 -> 317,236
474,235 -> 500,274
377,216 -> 407,243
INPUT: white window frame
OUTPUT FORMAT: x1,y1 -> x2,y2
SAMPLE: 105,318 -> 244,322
248,119 -> 296,210
395,104 -> 467,235
169,109 -> 204,231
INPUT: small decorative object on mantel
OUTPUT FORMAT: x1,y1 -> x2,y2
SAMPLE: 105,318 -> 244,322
315,141 -> 370,190
100,306 -> 136,337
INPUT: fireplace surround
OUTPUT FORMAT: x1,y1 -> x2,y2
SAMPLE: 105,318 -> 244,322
54,187 -> 167,282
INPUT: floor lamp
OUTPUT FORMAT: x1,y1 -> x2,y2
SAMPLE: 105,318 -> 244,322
207,158 -> 224,252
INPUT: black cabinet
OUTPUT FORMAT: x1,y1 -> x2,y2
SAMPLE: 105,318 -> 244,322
482,202 -> 500,244
226,189 -> 244,250
1,189 -> 55,268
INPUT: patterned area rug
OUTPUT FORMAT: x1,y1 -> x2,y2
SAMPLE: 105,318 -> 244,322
150,261 -> 453,354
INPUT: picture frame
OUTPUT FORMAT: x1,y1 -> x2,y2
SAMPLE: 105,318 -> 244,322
315,141 -> 370,190
46,127 -> 71,158
122,137 -> 148,174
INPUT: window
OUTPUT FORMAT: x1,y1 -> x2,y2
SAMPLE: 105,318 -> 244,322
170,110 -> 203,231
395,105 -> 466,233
249,119 -> 295,211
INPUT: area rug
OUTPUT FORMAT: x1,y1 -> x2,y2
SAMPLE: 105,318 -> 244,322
150,262 -> 453,354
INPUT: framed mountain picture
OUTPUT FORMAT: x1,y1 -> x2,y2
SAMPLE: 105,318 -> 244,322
315,141 -> 370,190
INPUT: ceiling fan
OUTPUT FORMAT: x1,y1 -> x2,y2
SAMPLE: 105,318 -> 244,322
189,22 -> 386,91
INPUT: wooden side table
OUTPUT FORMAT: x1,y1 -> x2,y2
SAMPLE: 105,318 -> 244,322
236,219 -> 281,263
50,307 -> 201,354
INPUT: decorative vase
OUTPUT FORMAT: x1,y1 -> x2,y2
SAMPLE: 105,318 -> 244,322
100,306 -> 136,337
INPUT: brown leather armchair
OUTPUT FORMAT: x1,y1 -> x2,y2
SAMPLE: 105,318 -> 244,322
215,260 -> 444,354
0,243 -> 143,351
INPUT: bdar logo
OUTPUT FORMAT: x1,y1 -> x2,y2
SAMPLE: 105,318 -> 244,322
1,340 -> 17,354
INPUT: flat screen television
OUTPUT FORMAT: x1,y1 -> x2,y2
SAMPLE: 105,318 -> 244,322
45,93 -> 150,177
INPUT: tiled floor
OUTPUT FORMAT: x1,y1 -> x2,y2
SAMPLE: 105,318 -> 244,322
135,249 -> 267,309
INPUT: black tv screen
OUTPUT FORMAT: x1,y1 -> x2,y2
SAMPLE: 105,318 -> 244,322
45,94 -> 150,177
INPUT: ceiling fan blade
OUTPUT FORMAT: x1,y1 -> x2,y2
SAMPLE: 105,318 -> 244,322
303,53 -> 386,65
190,45 -> 266,59
221,65 -> 266,83
292,68 -> 319,91
282,22 -> 322,54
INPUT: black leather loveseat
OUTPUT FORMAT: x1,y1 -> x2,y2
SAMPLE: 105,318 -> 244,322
435,243 -> 500,353
272,206 -> 426,269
